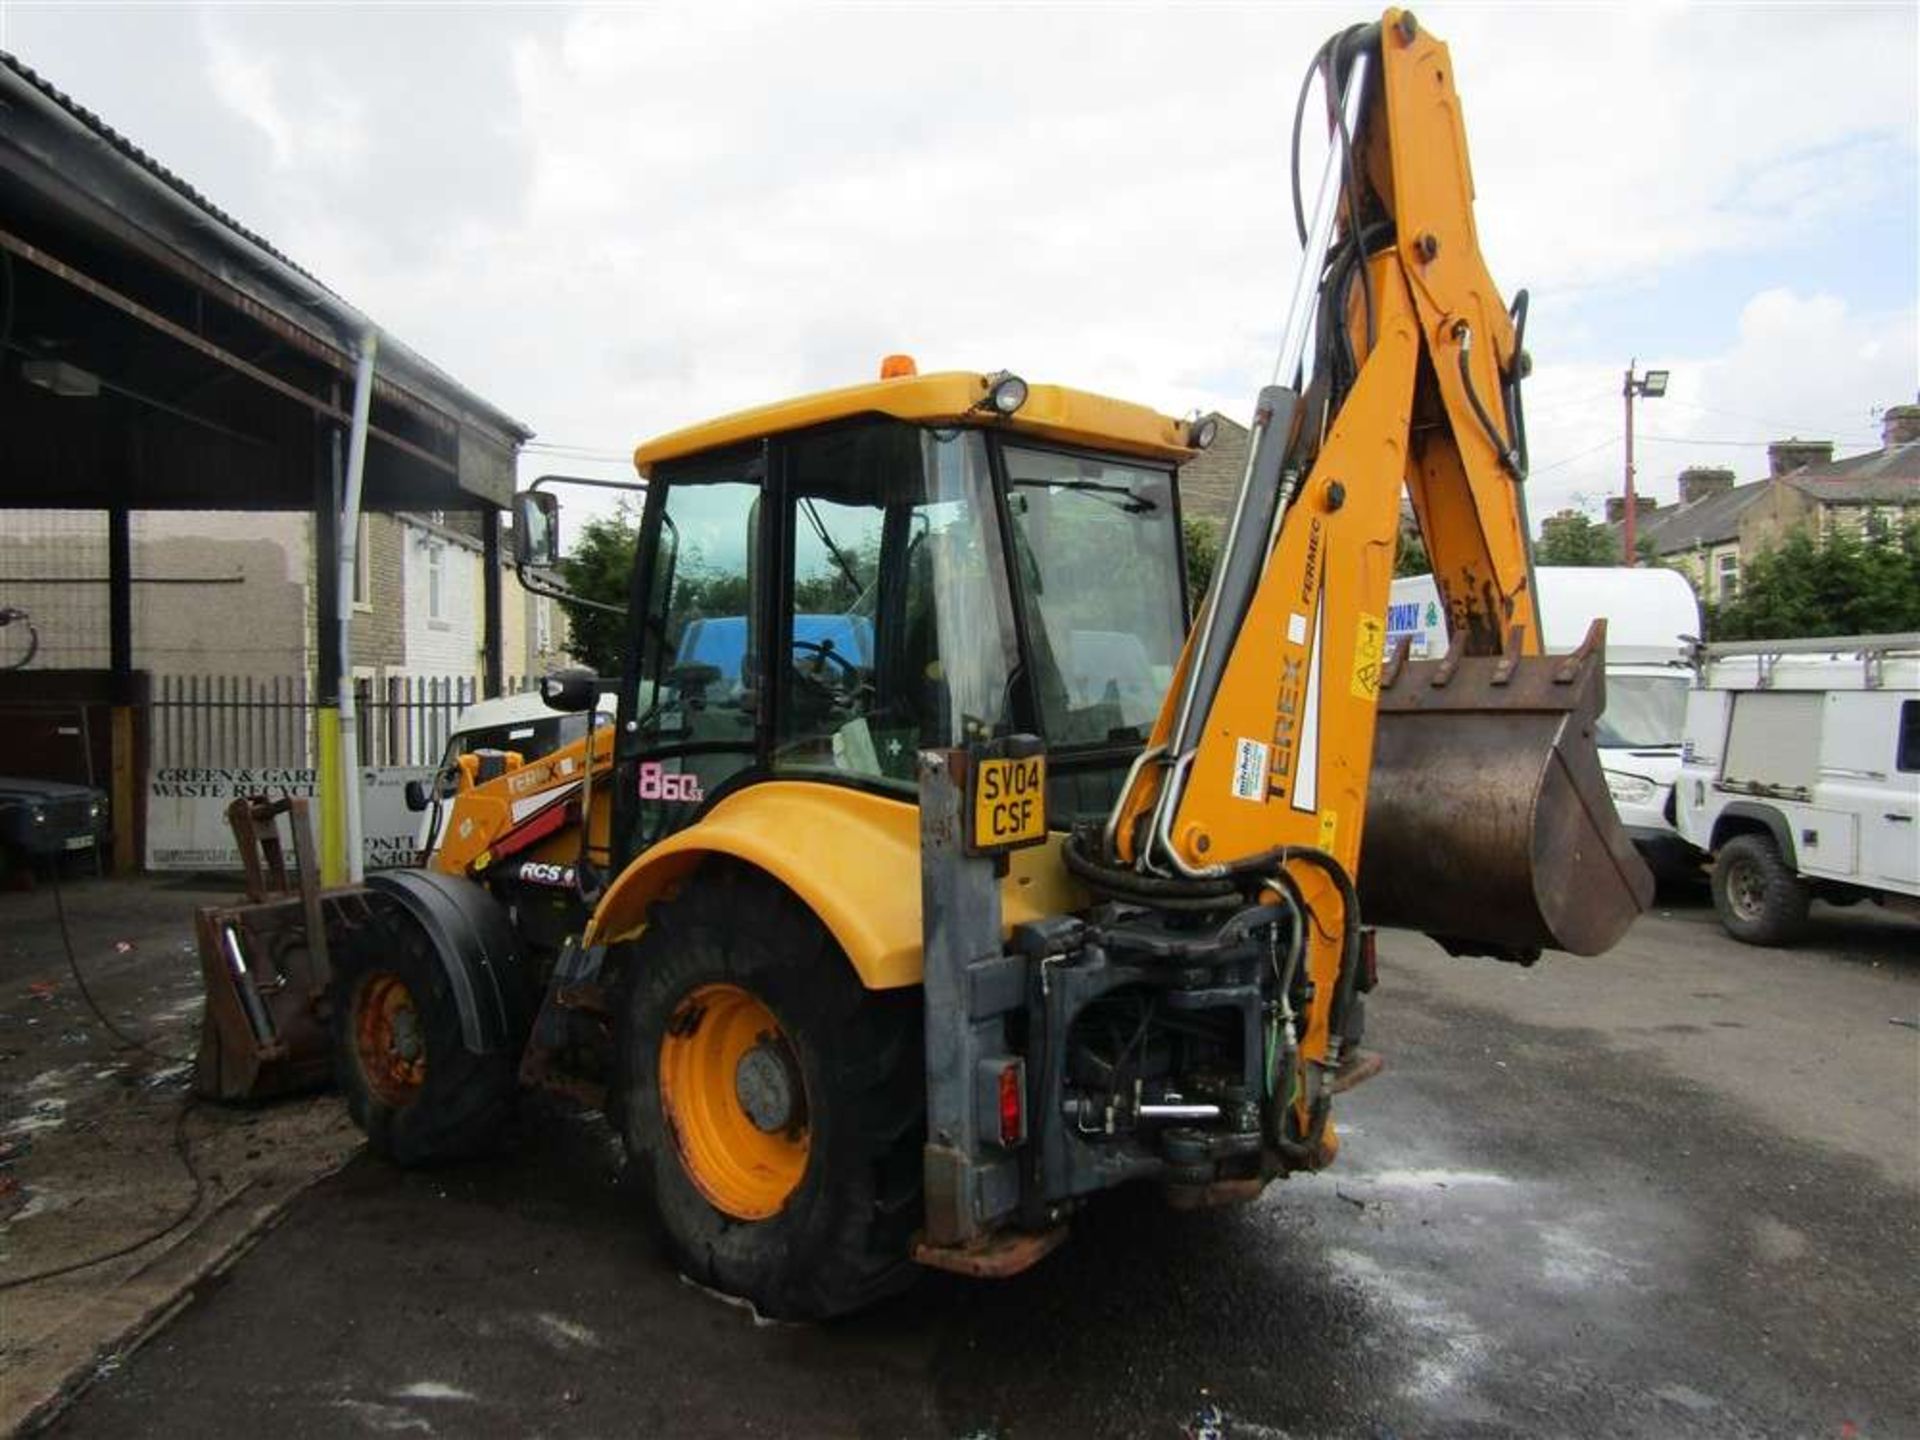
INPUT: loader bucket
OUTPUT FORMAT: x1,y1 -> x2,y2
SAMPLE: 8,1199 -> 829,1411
1357,620 -> 1653,959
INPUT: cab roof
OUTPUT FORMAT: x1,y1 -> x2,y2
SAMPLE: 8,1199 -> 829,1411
633,370 -> 1198,476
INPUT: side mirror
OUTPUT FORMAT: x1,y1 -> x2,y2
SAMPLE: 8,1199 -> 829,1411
403,778 -> 432,812
540,666 -> 598,714
514,491 -> 560,569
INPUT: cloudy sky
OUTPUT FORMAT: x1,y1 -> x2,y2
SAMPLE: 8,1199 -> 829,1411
5,2 -> 1914,527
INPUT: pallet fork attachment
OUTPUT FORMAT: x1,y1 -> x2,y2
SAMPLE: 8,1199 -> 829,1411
193,796 -> 362,1101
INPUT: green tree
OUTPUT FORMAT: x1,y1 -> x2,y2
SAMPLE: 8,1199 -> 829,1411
1706,512 -> 1920,640
1394,525 -> 1429,577
555,504 -> 639,676
1182,515 -> 1220,612
1536,511 -> 1621,566
1533,510 -> 1661,567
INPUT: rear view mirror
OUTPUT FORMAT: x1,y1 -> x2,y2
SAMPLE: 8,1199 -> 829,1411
514,491 -> 560,569
540,667 -> 598,714
403,778 -> 432,812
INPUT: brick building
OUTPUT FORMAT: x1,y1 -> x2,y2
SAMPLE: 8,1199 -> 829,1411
0,508 -> 569,683
1610,402 -> 1920,604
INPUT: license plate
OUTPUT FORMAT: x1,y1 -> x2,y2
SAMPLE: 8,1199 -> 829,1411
971,754 -> 1047,852
64,834 -> 95,851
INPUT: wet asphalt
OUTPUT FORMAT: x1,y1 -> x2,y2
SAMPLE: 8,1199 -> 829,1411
43,901 -> 1920,1440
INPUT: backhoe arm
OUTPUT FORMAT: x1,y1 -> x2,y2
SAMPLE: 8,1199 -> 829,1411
1075,10 -> 1650,1160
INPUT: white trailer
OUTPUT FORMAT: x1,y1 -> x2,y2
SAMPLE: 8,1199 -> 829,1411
1390,566 -> 1703,877
1675,634 -> 1919,945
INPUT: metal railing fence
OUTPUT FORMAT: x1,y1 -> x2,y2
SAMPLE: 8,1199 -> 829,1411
149,673 -> 537,770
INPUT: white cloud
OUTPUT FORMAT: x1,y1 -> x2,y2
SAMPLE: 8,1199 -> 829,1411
1521,289 -> 1914,522
202,24 -> 367,178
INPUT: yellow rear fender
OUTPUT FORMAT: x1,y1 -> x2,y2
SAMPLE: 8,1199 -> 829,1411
582,780 -> 1083,990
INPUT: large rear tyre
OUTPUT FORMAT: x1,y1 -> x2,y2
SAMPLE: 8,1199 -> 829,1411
1711,833 -> 1811,947
331,896 -> 519,1165
616,865 -> 924,1320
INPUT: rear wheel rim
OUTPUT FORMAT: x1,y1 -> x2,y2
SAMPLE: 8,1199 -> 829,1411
659,983 -> 810,1220
353,972 -> 427,1108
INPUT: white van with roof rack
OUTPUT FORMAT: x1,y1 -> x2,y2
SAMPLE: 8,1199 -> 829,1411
1675,634 -> 1919,945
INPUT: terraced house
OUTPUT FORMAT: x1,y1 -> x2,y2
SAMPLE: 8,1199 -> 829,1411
1610,402 -> 1920,604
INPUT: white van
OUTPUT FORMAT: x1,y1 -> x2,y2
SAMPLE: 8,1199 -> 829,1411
1389,566 -> 1703,878
1676,635 -> 1919,945
409,689 -> 616,856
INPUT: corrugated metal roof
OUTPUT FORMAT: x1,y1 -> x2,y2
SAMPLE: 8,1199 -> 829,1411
0,47 -> 531,443
0,47 -> 329,292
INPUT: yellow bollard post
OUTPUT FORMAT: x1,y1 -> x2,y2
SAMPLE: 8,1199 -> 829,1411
316,706 -> 345,885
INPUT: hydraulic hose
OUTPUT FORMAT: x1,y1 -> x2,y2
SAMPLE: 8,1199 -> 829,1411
1064,827 -> 1279,912
1452,320 -> 1524,480
1253,845 -> 1362,1166
1064,826 -> 1360,1164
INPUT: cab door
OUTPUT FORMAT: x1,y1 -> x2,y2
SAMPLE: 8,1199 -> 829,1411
612,444 -> 769,863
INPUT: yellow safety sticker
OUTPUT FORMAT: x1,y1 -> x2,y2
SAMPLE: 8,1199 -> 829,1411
1350,612 -> 1386,700
1318,810 -> 1338,851
972,754 -> 1048,851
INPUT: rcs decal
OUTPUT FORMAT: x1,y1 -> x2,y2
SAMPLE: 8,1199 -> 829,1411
516,861 -> 577,887
638,762 -> 704,805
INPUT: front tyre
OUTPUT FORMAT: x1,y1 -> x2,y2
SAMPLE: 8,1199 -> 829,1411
617,865 -> 923,1320
1711,832 -> 1810,947
331,896 -> 520,1165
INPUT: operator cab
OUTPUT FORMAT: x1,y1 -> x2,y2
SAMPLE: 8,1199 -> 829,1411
582,366 -> 1205,857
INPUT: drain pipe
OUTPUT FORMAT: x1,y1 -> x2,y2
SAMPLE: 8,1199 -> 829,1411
337,331 -> 378,883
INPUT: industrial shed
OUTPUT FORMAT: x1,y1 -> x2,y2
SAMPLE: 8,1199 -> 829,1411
0,51 -> 531,875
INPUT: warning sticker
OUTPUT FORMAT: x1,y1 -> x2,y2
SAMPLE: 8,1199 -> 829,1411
1350,612 -> 1387,700
1287,612 -> 1309,646
1318,810 -> 1338,851
1232,737 -> 1269,802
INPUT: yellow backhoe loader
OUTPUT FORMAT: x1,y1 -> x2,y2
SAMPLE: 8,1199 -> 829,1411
309,10 -> 1650,1318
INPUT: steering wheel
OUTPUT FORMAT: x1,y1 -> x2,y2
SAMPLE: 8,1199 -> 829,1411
790,638 -> 863,708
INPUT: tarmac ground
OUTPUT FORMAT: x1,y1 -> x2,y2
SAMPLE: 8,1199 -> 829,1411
5,875 -> 1917,1438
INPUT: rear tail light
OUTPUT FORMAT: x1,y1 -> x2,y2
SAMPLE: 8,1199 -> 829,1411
997,1060 -> 1026,1147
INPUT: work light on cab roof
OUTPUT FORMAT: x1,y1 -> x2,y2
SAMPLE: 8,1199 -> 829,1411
979,370 -> 1029,416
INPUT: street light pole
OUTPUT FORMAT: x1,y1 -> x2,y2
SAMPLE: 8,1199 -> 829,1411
1621,361 -> 1670,568
1623,362 -> 1638,567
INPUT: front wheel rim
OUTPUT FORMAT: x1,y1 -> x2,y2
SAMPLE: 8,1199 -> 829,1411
353,972 -> 427,1108
659,983 -> 810,1221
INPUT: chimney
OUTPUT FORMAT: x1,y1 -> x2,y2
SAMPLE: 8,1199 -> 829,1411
1768,438 -> 1834,477
1636,495 -> 1657,517
1678,466 -> 1736,504
1882,403 -> 1920,449
1605,496 -> 1626,523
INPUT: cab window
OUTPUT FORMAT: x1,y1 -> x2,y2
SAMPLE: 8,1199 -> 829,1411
1001,445 -> 1184,748
774,421 -> 1017,785
635,472 -> 761,747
